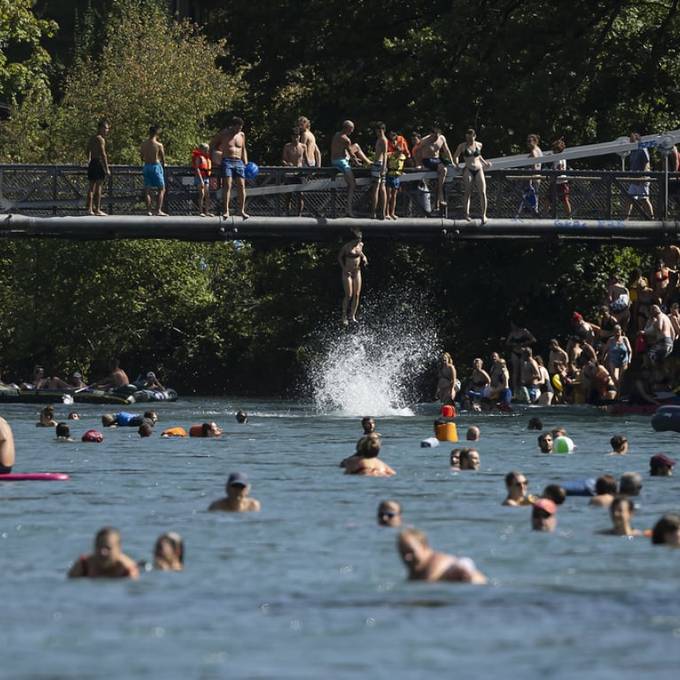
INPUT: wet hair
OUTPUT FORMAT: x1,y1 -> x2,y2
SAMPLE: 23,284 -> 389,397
610,435 -> 627,453
56,423 -> 70,438
466,426 -> 480,441
595,474 -> 617,496
504,470 -> 523,488
231,116 -> 244,127
466,128 -> 476,137
42,405 -> 54,417
542,484 -> 567,505
651,513 -> 680,544
619,471 -> 642,496
359,433 -> 381,458
459,448 -> 479,468
527,417 -> 543,431
610,495 -> 634,516
450,448 -> 462,466
361,416 -> 375,434
101,414 -> 116,427
148,125 -> 160,136
138,422 -> 153,437
201,422 -> 213,437
527,133 -> 540,144
235,410 -> 248,423
97,118 -> 110,130
143,411 -> 157,421
95,526 -> 120,546
378,499 -> 401,515
538,432 -> 552,449
154,532 -> 184,564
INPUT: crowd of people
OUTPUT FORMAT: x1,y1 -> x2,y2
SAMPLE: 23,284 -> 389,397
84,116 -> 674,221
434,245 -> 680,410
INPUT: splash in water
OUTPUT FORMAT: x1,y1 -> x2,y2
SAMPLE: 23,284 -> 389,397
310,310 -> 439,417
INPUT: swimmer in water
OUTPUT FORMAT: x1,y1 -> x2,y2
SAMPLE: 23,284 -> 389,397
55,423 -> 75,442
502,471 -> 536,506
650,453 -> 675,476
68,527 -> 139,579
67,412 -> 80,420
619,472 -> 642,497
651,513 -> 680,546
377,500 -> 402,527
466,426 -> 480,442
153,532 -> 184,571
37,405 -> 57,428
344,433 -> 396,476
338,229 -> 368,326
537,433 -> 553,453
450,448 -> 462,470
589,475 -> 618,507
236,410 -> 248,424
459,448 -> 480,471
397,528 -> 487,584
197,422 -> 223,437
542,484 -> 566,505
599,496 -> 642,536
361,416 -> 377,435
531,499 -> 557,532
138,422 -> 154,437
527,417 -> 543,431
608,435 -> 628,456
208,472 -> 261,512
0,416 -> 16,474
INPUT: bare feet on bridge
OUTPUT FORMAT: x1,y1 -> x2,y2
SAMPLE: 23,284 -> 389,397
156,210 -> 169,216
240,211 -> 250,220
96,210 -> 108,216
222,212 -> 230,219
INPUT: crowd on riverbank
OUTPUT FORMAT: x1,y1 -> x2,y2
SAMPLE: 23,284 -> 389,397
436,245 -> 680,410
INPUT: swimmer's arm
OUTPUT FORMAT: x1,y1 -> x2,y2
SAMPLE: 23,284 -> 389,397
159,143 -> 166,168
241,135 -> 248,165
314,145 -> 321,167
361,248 -> 368,267
67,558 -> 85,578
441,138 -> 453,162
250,499 -> 261,512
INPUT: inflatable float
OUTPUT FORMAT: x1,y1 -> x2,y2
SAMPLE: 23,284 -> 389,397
0,387 -> 178,405
651,405 -> 680,432
0,472 -> 70,481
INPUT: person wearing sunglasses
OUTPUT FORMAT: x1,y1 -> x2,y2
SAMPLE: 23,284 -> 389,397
502,471 -> 535,506
377,500 -> 402,527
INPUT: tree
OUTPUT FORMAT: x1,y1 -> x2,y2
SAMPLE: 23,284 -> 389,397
0,0 -> 56,104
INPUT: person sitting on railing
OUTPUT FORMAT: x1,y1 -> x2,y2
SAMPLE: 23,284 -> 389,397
625,130 -> 654,219
86,119 -> 111,216
282,127 -> 306,217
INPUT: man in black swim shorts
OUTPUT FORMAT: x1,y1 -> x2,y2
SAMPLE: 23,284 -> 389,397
86,119 -> 111,216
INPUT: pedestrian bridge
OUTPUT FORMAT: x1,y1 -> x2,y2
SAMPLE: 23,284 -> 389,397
1,163 -> 679,243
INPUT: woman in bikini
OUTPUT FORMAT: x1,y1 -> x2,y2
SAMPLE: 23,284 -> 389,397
337,229 -> 368,326
435,352 -> 457,404
453,129 -> 492,223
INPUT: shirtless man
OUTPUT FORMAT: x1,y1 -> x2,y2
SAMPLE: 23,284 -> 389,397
531,499 -> 557,532
397,528 -> 487,584
208,472 -> 261,512
369,122 -> 388,220
419,125 -> 453,209
68,527 -> 139,579
338,229 -> 368,325
502,471 -> 535,506
86,119 -> 110,216
331,120 -> 360,217
521,348 -> 541,403
0,416 -> 15,474
211,116 -> 249,219
297,116 -> 321,167
282,127 -> 306,216
140,125 -> 167,216
548,339 -> 568,374
643,305 -> 675,364
96,359 -> 130,390
344,433 -> 396,476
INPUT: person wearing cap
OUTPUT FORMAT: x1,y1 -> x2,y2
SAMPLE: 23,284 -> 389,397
651,513 -> 680,546
502,471 -> 536,506
599,496 -> 642,537
397,528 -> 487,584
208,472 -> 261,512
531,499 -> 557,532
650,453 -> 675,476
153,532 -> 184,571
619,472 -> 642,496
377,500 -> 402,527
235,410 -> 248,424
344,433 -> 396,476
589,475 -> 618,507
466,426 -> 480,442
68,527 -> 139,580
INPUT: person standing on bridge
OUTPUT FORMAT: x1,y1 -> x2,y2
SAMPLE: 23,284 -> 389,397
626,130 -> 654,220
212,116 -> 249,220
141,126 -> 167,216
297,116 -> 321,168
453,129 -> 492,223
369,122 -> 388,220
86,119 -> 111,216
419,125 -> 454,211
282,127 -> 306,216
331,120 -> 361,217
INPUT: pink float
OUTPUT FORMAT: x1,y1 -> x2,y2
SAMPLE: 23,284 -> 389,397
0,473 -> 69,482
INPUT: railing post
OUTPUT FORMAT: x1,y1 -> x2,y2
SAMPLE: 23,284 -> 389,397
108,167 -> 114,215
606,172 -> 613,219
52,167 -> 58,216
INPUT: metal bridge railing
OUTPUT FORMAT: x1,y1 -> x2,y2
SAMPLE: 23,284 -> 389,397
1,164 -> 677,221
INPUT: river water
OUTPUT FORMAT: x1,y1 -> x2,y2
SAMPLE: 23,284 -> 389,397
1,398 -> 679,679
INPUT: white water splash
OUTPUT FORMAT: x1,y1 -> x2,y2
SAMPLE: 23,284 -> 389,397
311,315 -> 439,417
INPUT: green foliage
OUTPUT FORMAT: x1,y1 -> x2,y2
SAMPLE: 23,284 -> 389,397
0,0 -> 56,102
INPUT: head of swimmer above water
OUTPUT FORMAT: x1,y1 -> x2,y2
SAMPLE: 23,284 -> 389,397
531,500 -> 556,532
610,496 -> 635,530
226,472 -> 250,497
361,417 -> 376,435
94,527 -> 122,565
652,513 -> 680,546
538,433 -> 553,453
154,532 -> 184,566
377,500 -> 402,528
202,421 -> 222,437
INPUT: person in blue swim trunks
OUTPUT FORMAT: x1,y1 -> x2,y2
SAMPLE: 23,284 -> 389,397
211,116 -> 249,219
331,120 -> 361,217
140,125 -> 167,216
